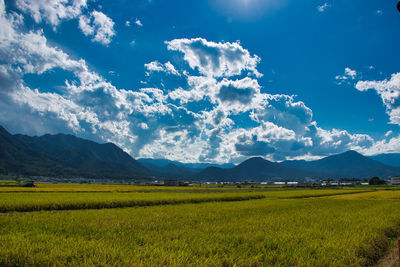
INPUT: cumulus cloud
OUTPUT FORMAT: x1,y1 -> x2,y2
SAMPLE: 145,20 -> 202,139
217,79 -> 257,105
166,38 -> 262,78
16,0 -> 87,28
335,67 -> 357,85
355,73 -> 400,125
144,61 -> 180,76
78,11 -> 115,45
0,1 -> 385,163
15,0 -> 115,45
336,67 -> 357,84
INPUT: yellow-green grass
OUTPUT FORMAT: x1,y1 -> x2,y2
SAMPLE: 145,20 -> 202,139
1,197 -> 400,266
329,189 -> 400,200
0,189 -> 371,213
0,182 -> 377,193
0,191 -> 266,212
0,183 -> 235,192
268,188 -> 373,199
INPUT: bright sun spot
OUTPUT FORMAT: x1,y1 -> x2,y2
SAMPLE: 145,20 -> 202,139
210,0 -> 287,20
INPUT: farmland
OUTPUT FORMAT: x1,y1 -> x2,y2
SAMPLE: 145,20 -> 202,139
0,184 -> 400,266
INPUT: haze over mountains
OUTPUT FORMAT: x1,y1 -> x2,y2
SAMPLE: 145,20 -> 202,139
0,126 -> 400,181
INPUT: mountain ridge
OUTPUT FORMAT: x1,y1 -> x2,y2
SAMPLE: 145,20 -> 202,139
197,151 -> 400,181
1,126 -> 399,181
0,126 -> 150,179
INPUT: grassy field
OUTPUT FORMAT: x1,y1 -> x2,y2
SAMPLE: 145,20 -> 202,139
0,187 -> 371,212
0,185 -> 399,266
0,183 -> 234,192
329,189 -> 400,200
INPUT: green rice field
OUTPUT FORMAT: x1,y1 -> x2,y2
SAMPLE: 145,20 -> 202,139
0,183 -> 400,266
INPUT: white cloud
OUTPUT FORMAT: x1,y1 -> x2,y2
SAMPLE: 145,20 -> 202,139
144,61 -> 180,76
139,122 -> 149,130
336,67 -> 357,84
358,135 -> 400,156
130,40 -> 136,46
385,130 -> 393,137
0,4 -> 387,163
125,20 -> 130,27
135,18 -> 143,27
78,11 -> 115,45
15,0 -> 116,45
16,0 -> 87,28
166,38 -> 262,78
78,14 -> 93,35
356,73 -> 400,125
344,67 -> 357,79
376,10 -> 383,15
317,3 -> 330,12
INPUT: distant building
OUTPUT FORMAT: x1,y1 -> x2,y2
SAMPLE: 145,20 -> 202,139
164,179 -> 178,186
389,176 -> 400,185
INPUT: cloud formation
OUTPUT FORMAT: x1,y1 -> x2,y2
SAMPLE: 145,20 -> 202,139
144,61 -> 180,76
166,38 -> 262,78
15,0 -> 115,45
16,0 -> 87,28
356,73 -> 400,125
0,0 -> 389,163
335,67 -> 357,84
78,11 -> 115,45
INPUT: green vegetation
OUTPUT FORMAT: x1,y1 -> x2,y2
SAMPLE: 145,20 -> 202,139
0,185 -> 399,266
0,191 -> 266,212
0,187 -> 370,212
369,177 -> 386,185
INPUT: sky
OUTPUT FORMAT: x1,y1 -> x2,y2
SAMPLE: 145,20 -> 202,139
0,0 -> 400,163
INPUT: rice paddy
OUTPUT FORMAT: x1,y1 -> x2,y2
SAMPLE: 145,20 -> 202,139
0,183 -> 399,266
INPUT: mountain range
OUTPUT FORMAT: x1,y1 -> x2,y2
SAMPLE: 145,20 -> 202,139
0,126 -> 149,179
196,151 -> 400,181
1,125 -> 400,181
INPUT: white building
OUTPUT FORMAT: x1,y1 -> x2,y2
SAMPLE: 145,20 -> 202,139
389,176 -> 400,185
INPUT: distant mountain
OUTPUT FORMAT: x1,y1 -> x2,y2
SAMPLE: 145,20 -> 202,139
137,158 -> 235,179
140,162 -> 200,179
2,125 -> 399,181
137,158 -> 235,169
281,150 -> 400,179
369,153 -> 400,167
0,126 -> 150,179
197,151 -> 400,181
196,157 -> 322,181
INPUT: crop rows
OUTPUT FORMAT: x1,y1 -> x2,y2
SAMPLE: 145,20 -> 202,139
1,196 -> 400,266
0,189 -> 370,213
0,192 -> 265,212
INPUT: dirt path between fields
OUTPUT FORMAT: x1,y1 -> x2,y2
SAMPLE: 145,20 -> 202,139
377,240 -> 399,267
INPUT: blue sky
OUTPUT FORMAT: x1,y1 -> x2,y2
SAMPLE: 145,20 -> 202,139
1,0 -> 400,163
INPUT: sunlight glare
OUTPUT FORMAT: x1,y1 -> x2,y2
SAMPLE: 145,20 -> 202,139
210,0 -> 287,20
